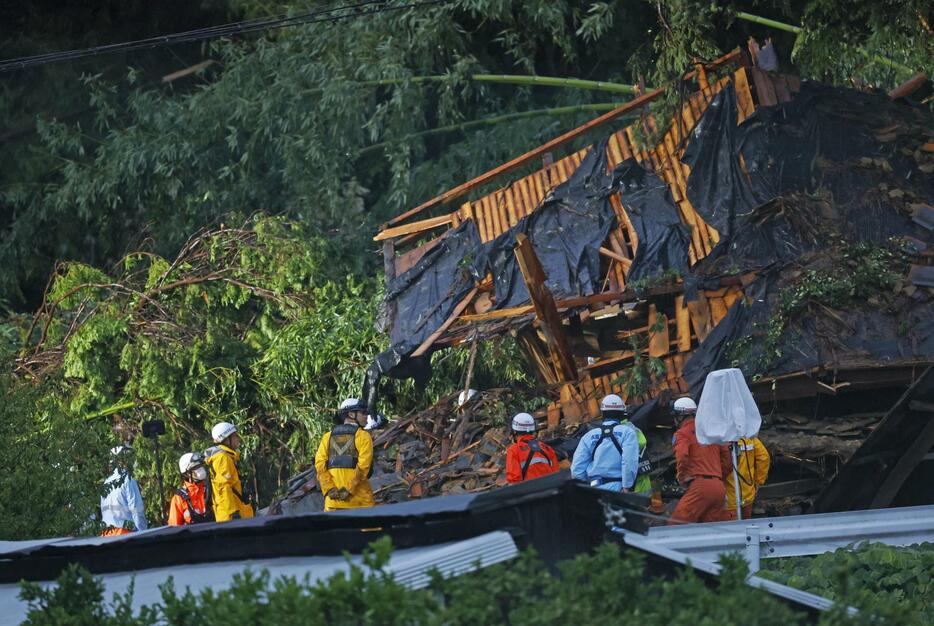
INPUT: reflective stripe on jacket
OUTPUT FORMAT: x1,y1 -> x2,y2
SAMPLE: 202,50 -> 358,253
505,435 -> 559,483
101,470 -> 148,531
205,445 -> 254,522
315,426 -> 375,510
167,480 -> 209,526
570,420 -> 639,490
725,437 -> 770,509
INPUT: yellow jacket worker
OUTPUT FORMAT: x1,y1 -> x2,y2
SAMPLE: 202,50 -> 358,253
205,422 -> 254,522
724,436 -> 770,519
315,398 -> 375,511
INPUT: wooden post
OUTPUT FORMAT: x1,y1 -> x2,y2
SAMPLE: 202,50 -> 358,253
888,72 -> 928,100
694,60 -> 709,91
382,239 -> 397,331
513,233 -> 578,382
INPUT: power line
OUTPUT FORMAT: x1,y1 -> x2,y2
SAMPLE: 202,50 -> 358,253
0,0 -> 450,73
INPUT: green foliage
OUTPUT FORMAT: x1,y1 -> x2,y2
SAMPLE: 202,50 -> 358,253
1,216 -> 533,536
726,243 -> 910,375
0,376 -> 112,540
611,312 -> 668,399
790,0 -> 931,87
2,1 -> 931,307
21,540 -> 871,625
761,543 -> 934,625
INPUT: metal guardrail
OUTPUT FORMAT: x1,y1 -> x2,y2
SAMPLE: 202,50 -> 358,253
621,504 -> 934,571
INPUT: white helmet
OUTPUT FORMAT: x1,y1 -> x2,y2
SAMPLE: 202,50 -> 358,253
457,389 -> 478,408
339,398 -> 364,413
178,452 -> 205,474
673,397 -> 698,415
511,412 -> 536,433
211,421 -> 237,443
599,394 -> 627,413
110,444 -> 132,457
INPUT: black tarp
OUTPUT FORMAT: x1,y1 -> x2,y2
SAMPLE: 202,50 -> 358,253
471,140 -> 618,310
364,220 -> 481,414
614,159 -> 692,284
682,273 -> 934,397
679,80 -> 934,392
686,82 -> 930,276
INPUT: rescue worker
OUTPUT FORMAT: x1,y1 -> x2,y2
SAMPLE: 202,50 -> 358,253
669,397 -> 731,524
571,394 -> 640,492
723,436 -> 771,520
168,452 -> 214,526
100,445 -> 147,536
205,422 -> 254,522
314,398 -> 375,511
505,412 -> 559,484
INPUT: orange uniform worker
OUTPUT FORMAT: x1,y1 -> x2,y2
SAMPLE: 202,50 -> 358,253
315,398 -> 376,511
723,436 -> 771,520
505,412 -> 559,484
168,452 -> 214,526
670,397 -> 731,524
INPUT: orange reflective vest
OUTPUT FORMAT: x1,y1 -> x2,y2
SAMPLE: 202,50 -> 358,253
506,435 -> 559,483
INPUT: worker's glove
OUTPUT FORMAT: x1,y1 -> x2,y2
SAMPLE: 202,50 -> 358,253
326,487 -> 352,501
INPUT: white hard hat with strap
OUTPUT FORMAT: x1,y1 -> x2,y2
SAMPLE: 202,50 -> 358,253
673,396 -> 698,414
211,421 -> 237,443
511,412 -> 536,433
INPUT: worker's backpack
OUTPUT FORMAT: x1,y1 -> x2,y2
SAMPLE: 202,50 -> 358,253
176,487 -> 215,524
327,424 -> 360,469
520,439 -> 555,480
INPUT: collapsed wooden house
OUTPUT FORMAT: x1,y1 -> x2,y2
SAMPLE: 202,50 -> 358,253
369,49 -> 934,511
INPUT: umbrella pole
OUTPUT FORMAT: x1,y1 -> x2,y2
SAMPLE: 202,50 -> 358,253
731,443 -> 743,521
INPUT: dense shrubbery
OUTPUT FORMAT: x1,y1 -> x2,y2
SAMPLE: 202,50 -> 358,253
19,539 -> 932,625
761,542 -> 934,624
0,217 -> 532,539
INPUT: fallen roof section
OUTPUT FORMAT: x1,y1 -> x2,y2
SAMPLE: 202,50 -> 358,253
363,47 -> 934,513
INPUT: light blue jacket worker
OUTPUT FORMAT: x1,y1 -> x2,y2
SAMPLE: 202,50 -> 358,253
571,395 -> 640,492
101,447 -> 148,532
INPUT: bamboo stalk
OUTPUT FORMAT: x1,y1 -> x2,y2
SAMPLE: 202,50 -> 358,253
735,11 -> 801,34
339,73 -> 639,94
359,103 -> 627,156
85,400 -> 136,421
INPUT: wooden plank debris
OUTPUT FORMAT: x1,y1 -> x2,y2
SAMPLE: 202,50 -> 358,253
514,233 -> 578,382
411,287 -> 478,357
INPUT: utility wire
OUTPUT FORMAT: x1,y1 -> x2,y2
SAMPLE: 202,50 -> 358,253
0,0 -> 450,73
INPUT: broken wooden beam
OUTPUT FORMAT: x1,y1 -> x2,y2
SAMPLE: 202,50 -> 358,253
374,213 -> 454,241
411,287 -> 478,357
599,246 -> 633,269
514,233 -> 578,381
888,72 -> 928,99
